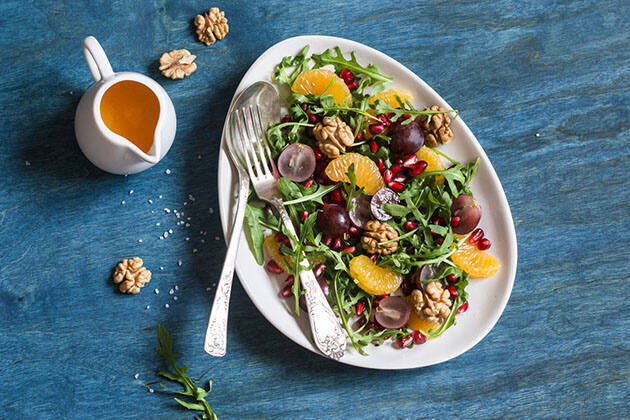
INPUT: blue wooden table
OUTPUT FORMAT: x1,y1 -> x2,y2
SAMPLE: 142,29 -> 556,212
1,1 -> 628,418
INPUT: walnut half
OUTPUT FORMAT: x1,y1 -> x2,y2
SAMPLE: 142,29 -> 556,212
361,220 -> 399,255
313,116 -> 355,159
418,105 -> 454,147
410,281 -> 451,324
194,7 -> 229,46
159,49 -> 197,80
113,257 -> 151,294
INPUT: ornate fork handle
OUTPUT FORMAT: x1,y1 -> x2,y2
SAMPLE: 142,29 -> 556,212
272,198 -> 347,360
204,174 -> 250,356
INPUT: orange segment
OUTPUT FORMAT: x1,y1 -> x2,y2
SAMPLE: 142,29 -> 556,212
349,255 -> 403,295
407,311 -> 439,338
291,69 -> 352,106
263,235 -> 290,272
367,89 -> 414,115
451,237 -> 502,278
416,146 -> 445,185
325,153 -> 384,195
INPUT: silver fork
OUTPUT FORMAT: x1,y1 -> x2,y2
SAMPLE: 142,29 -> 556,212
235,104 -> 346,360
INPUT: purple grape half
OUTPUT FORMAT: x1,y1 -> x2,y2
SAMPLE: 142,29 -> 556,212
370,187 -> 400,221
348,194 -> 373,228
374,296 -> 411,329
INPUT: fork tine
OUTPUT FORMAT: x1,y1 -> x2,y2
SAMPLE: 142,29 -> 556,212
235,109 -> 257,180
253,105 -> 278,176
242,106 -> 264,178
249,105 -> 271,176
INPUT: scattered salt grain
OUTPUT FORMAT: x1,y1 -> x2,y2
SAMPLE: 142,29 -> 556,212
154,289 -> 159,294
209,208 -> 214,214
145,305 -> 150,310
151,210 -> 155,214
164,208 -> 171,213
156,222 -> 160,226
148,388 -> 154,393
184,202 -> 188,206
188,194 -> 195,201
165,169 -> 171,175
160,267 -> 164,270
138,239 -> 143,243
215,236 -> 220,241
185,237 -> 190,241
193,248 -> 198,254
168,229 -> 173,234
159,194 -> 163,199
197,154 -> 202,160
129,190 -> 134,194
206,287 -> 211,291
148,199 -> 153,204
535,133 -> 540,137
121,200 -> 126,205
163,232 -> 169,238
25,161 -> 31,166
173,296 -> 178,301
187,217 -> 191,221
177,260 -> 182,266
134,373 -> 139,379
174,285 -> 179,291
201,239 -> 205,244
169,289 -> 174,295
185,223 -> 190,228
159,235 -> 164,240
165,303 -> 169,308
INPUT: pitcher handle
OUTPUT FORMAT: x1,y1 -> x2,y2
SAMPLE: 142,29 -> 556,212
82,36 -> 114,83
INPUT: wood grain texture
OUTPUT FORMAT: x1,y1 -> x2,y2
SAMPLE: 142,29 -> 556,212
0,0 -> 628,418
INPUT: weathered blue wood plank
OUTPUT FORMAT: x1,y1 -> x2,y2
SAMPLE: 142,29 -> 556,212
0,0 -> 628,418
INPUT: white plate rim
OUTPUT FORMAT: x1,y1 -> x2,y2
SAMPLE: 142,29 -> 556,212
217,35 -> 518,370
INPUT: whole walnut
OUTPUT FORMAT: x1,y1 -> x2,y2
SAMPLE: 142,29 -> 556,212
410,281 -> 451,324
113,257 -> 151,294
417,105 -> 454,147
313,116 -> 355,159
361,220 -> 398,255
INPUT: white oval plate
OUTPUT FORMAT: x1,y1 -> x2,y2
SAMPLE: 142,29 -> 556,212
217,35 -> 517,369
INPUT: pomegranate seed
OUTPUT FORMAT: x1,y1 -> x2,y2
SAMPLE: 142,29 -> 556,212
342,246 -> 356,253
402,154 -> 418,168
392,174 -> 407,184
264,206 -> 274,215
313,264 -> 326,278
382,169 -> 393,184
430,216 -> 445,226
300,103 -> 308,111
477,238 -> 491,250
301,210 -> 309,221
469,228 -> 484,244
275,233 -> 289,245
330,189 -> 342,204
280,285 -> 293,298
377,114 -> 391,126
412,330 -> 427,345
369,140 -> 379,153
323,236 -> 332,246
389,182 -> 405,192
399,113 -> 412,122
409,160 -> 428,176
369,254 -> 378,262
356,132 -> 364,141
436,237 -> 444,245
368,123 -> 385,135
390,164 -> 402,175
447,274 -> 457,284
346,80 -> 358,91
281,114 -> 291,123
313,148 -> 323,160
377,158 -> 386,173
303,179 -> 314,188
355,302 -> 365,316
349,226 -> 360,236
404,221 -> 417,231
339,68 -> 354,81
284,275 -> 295,287
458,301 -> 469,313
342,232 -> 350,241
451,216 -> 461,227
447,285 -> 458,297
307,112 -> 317,124
398,335 -> 413,348
332,238 -> 342,250
266,260 -> 283,274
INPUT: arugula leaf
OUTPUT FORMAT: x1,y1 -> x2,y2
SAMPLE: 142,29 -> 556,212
373,99 -> 458,125
311,47 -> 393,84
342,164 -> 365,212
154,325 -> 218,420
243,205 -> 265,265
272,45 -> 311,86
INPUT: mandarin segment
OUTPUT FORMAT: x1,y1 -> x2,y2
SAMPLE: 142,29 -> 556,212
325,153 -> 385,195
416,146 -> 445,185
263,235 -> 290,272
349,255 -> 403,295
450,237 -> 502,278
367,89 -> 414,115
291,69 -> 352,106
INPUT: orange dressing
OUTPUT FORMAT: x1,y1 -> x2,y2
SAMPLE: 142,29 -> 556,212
99,81 -> 160,153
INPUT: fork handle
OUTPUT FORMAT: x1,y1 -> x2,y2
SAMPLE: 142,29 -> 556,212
204,174 -> 249,357
272,199 -> 347,360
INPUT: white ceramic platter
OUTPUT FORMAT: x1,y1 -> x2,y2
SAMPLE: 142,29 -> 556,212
217,35 -> 517,369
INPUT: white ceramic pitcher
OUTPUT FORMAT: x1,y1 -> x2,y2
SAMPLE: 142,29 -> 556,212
74,36 -> 176,175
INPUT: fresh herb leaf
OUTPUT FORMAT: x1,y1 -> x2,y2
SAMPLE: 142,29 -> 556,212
243,204 -> 265,265
154,325 -> 218,420
311,47 -> 393,84
272,45 -> 311,86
